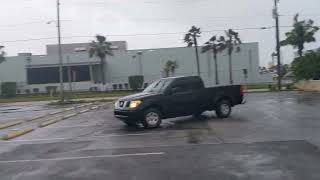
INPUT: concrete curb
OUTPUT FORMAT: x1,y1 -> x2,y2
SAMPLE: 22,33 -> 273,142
0,121 -> 24,130
39,119 -> 61,128
2,127 -> 34,140
26,114 -> 47,122
90,106 -> 99,110
62,113 -> 77,120
79,109 -> 90,114
49,110 -> 63,115
64,107 -> 75,111
0,102 -> 105,131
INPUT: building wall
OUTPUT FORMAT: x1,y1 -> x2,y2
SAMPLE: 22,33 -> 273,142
0,42 -> 272,93
295,80 -> 320,92
106,42 -> 264,87
46,41 -> 127,55
0,56 -> 27,83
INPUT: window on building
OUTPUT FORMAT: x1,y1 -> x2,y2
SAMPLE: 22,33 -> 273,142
27,65 -> 90,84
33,88 -> 39,93
124,83 -> 129,90
113,84 -> 118,90
119,84 -> 123,90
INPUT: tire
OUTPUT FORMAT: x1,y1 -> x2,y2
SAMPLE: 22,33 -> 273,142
141,108 -> 162,129
216,100 -> 232,118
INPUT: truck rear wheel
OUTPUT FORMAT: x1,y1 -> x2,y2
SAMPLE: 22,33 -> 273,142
142,108 -> 162,129
216,100 -> 231,118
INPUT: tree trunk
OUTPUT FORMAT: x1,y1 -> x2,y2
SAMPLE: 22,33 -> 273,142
100,57 -> 106,86
193,35 -> 201,77
298,46 -> 303,57
213,49 -> 219,85
228,53 -> 233,84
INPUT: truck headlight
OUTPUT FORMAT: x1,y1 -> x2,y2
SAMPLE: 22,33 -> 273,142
129,100 -> 142,108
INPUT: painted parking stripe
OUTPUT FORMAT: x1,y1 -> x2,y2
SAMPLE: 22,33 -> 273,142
0,152 -> 165,163
1,133 -> 156,143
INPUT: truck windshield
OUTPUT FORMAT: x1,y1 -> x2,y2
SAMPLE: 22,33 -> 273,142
143,78 -> 173,93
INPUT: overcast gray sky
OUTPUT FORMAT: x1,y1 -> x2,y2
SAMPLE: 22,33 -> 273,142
0,0 -> 319,66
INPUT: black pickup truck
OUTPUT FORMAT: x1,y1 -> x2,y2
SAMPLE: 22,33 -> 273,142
114,76 -> 244,128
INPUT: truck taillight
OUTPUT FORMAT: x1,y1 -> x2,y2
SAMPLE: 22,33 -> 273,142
240,85 -> 244,96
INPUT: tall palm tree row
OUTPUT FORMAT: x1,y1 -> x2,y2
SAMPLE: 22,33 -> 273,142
224,29 -> 242,84
89,35 -> 113,87
201,36 -> 226,85
184,26 -> 201,76
0,46 -> 5,64
281,14 -> 319,57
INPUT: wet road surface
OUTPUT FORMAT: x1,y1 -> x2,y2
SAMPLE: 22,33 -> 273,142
1,91 -> 320,179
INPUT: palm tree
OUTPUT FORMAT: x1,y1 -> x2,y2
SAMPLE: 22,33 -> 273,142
201,36 -> 226,85
89,35 -> 113,86
184,26 -> 201,76
0,46 -> 5,64
224,29 -> 242,84
163,60 -> 179,77
281,14 -> 319,57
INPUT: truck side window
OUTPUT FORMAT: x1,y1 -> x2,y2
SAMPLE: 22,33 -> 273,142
171,83 -> 191,94
190,80 -> 202,90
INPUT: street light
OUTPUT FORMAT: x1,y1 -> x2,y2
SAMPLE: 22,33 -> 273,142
57,0 -> 64,102
48,1 -> 65,102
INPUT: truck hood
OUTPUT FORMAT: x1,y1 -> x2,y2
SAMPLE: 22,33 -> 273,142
119,92 -> 157,101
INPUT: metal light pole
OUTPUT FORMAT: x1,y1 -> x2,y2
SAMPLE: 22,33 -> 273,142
273,0 -> 282,91
57,0 -> 65,102
66,56 -> 72,92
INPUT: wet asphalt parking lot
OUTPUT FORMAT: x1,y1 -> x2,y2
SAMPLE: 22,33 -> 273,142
1,91 -> 320,180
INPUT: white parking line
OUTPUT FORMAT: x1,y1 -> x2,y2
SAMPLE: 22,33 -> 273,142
0,152 -> 165,164
0,133 -> 157,143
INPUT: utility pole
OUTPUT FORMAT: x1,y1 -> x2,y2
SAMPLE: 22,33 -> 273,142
67,56 -> 72,92
273,0 -> 282,91
57,0 -> 65,102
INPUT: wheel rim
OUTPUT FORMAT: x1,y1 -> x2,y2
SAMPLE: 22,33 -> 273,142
220,103 -> 230,115
145,112 -> 160,126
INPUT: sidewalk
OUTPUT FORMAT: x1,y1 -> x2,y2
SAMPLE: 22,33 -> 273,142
0,96 -> 120,106
245,89 -> 270,93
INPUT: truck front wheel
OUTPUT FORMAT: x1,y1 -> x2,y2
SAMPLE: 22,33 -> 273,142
142,108 -> 162,129
216,100 -> 232,118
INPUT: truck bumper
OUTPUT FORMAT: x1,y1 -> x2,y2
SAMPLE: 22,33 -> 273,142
114,109 -> 142,123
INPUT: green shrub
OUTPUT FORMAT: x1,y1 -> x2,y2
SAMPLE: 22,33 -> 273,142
128,75 -> 144,90
1,82 -> 17,97
268,84 -> 277,91
286,84 -> 295,90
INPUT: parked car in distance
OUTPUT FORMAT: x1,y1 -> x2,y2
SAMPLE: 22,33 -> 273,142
114,76 -> 245,128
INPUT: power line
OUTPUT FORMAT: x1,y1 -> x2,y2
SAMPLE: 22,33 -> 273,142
0,14 -> 319,29
0,25 -> 319,44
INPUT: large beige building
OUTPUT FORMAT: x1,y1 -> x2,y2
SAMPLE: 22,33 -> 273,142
0,42 -> 272,94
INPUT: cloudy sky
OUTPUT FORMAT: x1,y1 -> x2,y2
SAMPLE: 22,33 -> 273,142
0,0 -> 319,66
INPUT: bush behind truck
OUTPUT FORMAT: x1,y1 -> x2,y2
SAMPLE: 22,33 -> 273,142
1,82 -> 17,98
128,75 -> 144,90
